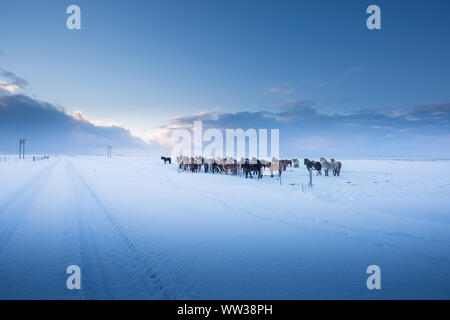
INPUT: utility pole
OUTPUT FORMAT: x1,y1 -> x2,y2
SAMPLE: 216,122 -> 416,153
19,138 -> 26,159
107,146 -> 112,158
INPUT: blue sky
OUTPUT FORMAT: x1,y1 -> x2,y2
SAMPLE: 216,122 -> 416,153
0,0 -> 449,156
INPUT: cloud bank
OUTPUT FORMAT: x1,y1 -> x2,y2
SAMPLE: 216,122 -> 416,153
1,68 -> 448,158
0,93 -> 148,154
149,101 -> 450,158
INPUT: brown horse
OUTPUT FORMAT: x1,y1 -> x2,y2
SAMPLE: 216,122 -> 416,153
279,159 -> 292,171
223,163 -> 238,175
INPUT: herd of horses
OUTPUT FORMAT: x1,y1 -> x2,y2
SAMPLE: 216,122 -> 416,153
161,156 -> 342,178
304,158 -> 342,176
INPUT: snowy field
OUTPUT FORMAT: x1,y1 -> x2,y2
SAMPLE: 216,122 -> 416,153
0,156 -> 449,299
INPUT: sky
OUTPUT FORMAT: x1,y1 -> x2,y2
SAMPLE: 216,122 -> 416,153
0,0 -> 449,157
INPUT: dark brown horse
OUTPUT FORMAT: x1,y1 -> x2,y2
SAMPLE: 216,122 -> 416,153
161,156 -> 171,164
280,159 -> 292,171
242,159 -> 263,179
304,158 -> 322,175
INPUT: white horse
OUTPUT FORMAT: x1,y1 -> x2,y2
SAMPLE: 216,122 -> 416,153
320,157 -> 342,176
268,157 -> 282,177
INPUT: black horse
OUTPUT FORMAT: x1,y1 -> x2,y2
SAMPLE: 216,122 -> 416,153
210,161 -> 224,174
304,158 -> 321,175
242,159 -> 263,179
188,157 -> 201,172
161,156 -> 171,164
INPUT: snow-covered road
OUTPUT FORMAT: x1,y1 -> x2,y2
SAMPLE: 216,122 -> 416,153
0,156 -> 449,299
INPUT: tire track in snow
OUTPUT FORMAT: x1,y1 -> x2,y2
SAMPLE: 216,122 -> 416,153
0,159 -> 56,214
65,159 -> 182,299
65,160 -> 113,299
0,159 -> 59,255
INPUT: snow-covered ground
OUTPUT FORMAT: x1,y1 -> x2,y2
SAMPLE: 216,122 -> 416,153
0,156 -> 449,299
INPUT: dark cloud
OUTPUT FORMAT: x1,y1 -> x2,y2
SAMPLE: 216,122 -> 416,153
0,93 -> 148,154
152,101 -> 450,158
170,101 -> 449,133
0,68 -> 28,88
413,103 -> 450,119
